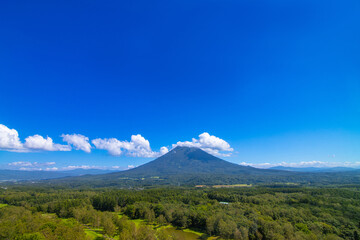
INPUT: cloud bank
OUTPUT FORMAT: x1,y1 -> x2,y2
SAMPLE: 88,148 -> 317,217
0,124 -> 232,160
0,124 -> 71,152
0,124 -> 89,153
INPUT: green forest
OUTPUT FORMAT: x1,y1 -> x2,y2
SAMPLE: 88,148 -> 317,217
0,185 -> 360,240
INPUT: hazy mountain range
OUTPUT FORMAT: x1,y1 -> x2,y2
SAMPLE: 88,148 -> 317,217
1,147 -> 359,186
269,166 -> 358,172
0,169 -> 117,181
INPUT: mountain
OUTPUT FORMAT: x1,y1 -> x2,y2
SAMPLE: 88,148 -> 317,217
40,147 -> 306,187
122,146 -> 263,176
269,166 -> 357,172
0,169 -> 118,181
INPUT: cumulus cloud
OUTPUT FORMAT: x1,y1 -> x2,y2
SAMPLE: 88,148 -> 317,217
24,135 -> 71,151
61,134 -> 91,153
172,132 -> 233,156
0,124 -> 25,151
92,134 -> 167,157
160,146 -> 169,155
91,138 -> 123,156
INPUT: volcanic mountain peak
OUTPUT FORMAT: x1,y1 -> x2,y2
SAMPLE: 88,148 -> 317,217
123,146 -> 256,176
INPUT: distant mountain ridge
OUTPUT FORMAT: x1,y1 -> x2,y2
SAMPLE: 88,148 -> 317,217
269,166 -> 357,172
0,169 -> 117,181
8,147 -> 360,187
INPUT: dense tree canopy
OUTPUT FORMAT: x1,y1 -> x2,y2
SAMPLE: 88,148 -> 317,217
0,186 -> 359,239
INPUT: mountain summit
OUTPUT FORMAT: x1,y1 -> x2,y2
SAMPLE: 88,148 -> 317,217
122,146 -> 258,176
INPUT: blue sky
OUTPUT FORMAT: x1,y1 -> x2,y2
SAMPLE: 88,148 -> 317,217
1,0 -> 360,170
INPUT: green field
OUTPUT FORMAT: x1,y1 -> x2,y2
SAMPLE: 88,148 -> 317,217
212,184 -> 252,188
0,203 -> 8,208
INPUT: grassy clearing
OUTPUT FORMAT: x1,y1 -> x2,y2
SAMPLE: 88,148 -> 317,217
212,184 -> 252,188
196,184 -> 252,188
0,204 -> 8,208
84,228 -> 103,239
183,228 -> 203,236
118,213 -> 144,225
117,213 -> 211,239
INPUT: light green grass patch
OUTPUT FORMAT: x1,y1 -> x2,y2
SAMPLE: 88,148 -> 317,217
118,213 -> 217,239
212,184 -> 252,188
85,229 -> 103,239
183,228 -> 203,236
0,203 -> 8,208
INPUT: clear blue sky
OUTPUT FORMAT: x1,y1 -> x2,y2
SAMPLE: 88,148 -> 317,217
1,0 -> 359,170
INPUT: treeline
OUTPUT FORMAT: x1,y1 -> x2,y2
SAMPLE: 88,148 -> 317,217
0,186 -> 360,239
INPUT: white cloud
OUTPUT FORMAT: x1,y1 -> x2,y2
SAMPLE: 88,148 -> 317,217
172,132 -> 233,156
92,134 -> 167,157
92,138 -> 123,156
127,165 -> 135,169
160,146 -> 169,155
0,124 -> 75,152
0,124 -> 24,151
24,135 -> 71,151
61,134 -> 91,153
